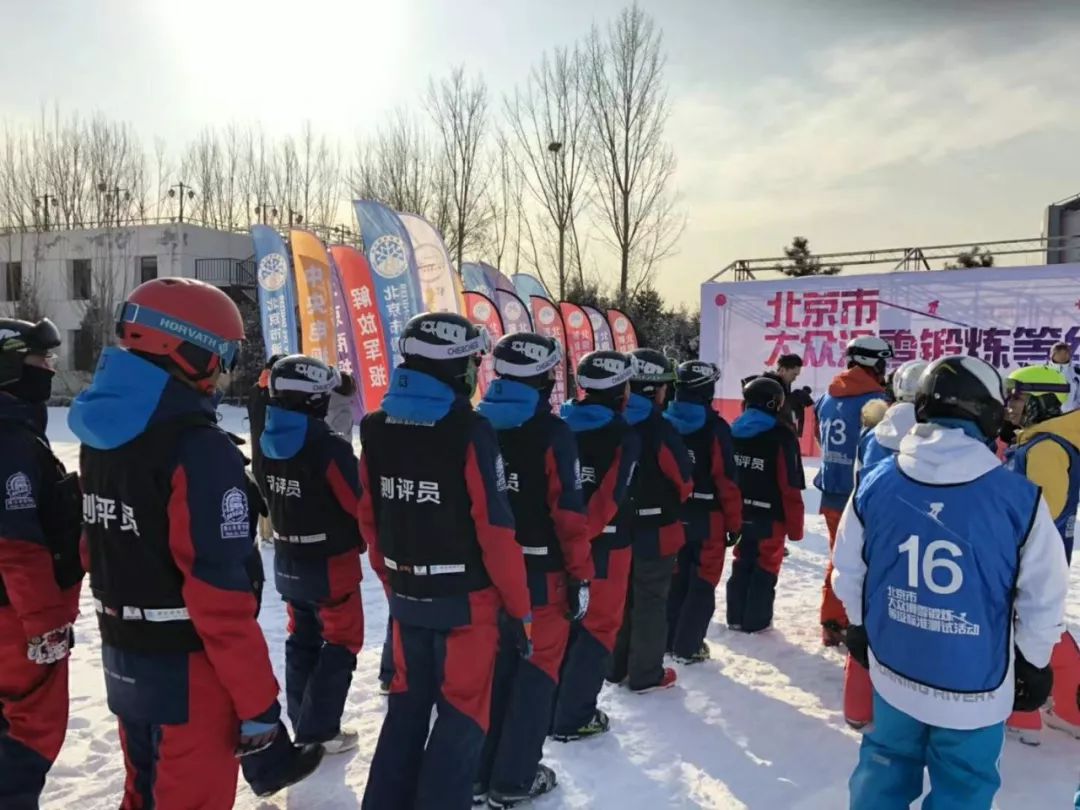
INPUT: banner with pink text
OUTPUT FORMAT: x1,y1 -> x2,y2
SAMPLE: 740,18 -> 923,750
700,263 -> 1080,447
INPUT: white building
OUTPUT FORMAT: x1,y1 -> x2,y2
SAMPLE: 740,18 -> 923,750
0,223 -> 255,394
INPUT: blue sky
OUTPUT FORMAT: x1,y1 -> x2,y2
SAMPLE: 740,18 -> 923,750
2,0 -> 1078,304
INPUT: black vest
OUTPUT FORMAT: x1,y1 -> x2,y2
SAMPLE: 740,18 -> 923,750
575,418 -> 635,551
361,405 -> 491,599
632,410 -> 682,529
682,416 -> 721,514
80,415 -> 213,653
732,425 -> 787,523
0,420 -> 83,607
255,422 -> 361,561
497,413 -> 563,574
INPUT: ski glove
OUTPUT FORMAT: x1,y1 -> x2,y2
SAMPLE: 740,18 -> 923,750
507,613 -> 533,659
567,579 -> 591,622
845,625 -> 870,670
1013,647 -> 1053,712
237,704 -> 282,757
27,623 -> 74,665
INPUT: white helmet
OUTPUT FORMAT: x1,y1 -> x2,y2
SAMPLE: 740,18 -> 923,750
846,336 -> 893,370
890,359 -> 928,404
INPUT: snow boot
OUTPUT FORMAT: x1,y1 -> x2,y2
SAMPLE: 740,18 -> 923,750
674,644 -> 710,665
488,764 -> 558,808
631,667 -> 677,694
321,729 -> 359,755
378,679 -> 391,696
252,743 -> 325,797
473,783 -> 489,806
552,709 -> 610,742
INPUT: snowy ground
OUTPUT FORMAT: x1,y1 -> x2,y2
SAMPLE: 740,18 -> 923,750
39,406 -> 1080,809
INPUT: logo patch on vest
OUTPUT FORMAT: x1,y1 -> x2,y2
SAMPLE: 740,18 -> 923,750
220,487 -> 250,539
495,455 -> 508,492
4,472 -> 34,510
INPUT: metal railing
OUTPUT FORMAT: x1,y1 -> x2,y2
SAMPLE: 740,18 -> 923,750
708,234 -> 1080,282
195,258 -> 257,288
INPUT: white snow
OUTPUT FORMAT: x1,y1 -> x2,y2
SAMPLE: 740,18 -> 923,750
38,409 -> 1080,809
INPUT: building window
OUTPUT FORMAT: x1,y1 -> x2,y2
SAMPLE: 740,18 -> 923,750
69,329 -> 96,372
2,262 -> 21,301
140,255 -> 158,283
70,259 -> 92,300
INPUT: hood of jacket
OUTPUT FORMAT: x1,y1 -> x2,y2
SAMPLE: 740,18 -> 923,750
897,422 -> 1001,485
1016,409 -> 1080,452
873,402 -> 917,452
732,408 -> 778,439
380,367 -> 464,424
561,401 -> 617,433
477,379 -> 544,430
625,392 -> 656,427
261,405 -> 319,460
828,365 -> 884,399
68,348 -> 216,450
664,400 -> 707,435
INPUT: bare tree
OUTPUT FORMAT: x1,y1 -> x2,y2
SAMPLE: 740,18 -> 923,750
348,110 -> 436,219
425,66 -> 491,266
586,3 -> 684,303
483,130 -> 528,273
505,46 -> 592,299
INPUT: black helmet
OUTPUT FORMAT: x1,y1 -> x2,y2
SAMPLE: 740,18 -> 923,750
743,375 -> 785,414
399,312 -> 490,394
630,348 -> 674,396
269,354 -> 341,417
492,332 -> 563,389
675,360 -> 721,402
915,355 -> 1005,440
0,318 -> 61,387
577,350 -> 633,408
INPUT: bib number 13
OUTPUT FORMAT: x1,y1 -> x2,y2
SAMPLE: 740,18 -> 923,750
898,534 -> 964,595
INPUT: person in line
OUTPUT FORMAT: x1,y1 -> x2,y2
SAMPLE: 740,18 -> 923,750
256,355 -> 365,754
474,333 -> 592,808
0,319 -> 83,807
69,278 -> 322,808
610,349 -> 692,693
247,353 -> 282,543
833,355 -> 1068,810
551,351 -> 641,741
325,371 -> 357,438
856,360 -> 927,474
1001,365 -> 1080,745
814,337 -> 892,646
1048,341 -> 1080,414
664,361 -> 742,663
726,377 -> 804,633
359,313 -> 530,810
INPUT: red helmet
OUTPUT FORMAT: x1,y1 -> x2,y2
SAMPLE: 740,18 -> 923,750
116,278 -> 244,392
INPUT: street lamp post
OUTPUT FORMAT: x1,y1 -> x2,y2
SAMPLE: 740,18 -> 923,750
97,182 -> 130,228
33,194 -> 58,231
168,182 -> 197,223
548,140 -> 565,294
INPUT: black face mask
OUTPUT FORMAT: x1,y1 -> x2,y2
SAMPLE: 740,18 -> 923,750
7,364 -> 55,404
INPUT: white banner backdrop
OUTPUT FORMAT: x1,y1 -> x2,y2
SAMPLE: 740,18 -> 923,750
700,263 -> 1080,408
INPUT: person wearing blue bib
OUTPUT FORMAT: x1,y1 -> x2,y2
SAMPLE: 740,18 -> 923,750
815,336 -> 891,646
832,355 -> 1069,810
1001,364 -> 1080,746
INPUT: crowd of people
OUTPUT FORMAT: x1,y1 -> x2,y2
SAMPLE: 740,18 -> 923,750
0,276 -> 1076,809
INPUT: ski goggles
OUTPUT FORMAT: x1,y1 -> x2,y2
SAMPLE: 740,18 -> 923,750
493,341 -> 563,378
116,302 -> 241,371
398,325 -> 492,361
1003,377 -> 1070,400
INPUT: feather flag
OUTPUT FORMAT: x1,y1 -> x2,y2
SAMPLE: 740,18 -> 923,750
529,296 -> 569,410
583,305 -> 614,351
495,289 -> 532,334
331,245 -> 391,412
289,229 -> 337,363
251,225 -> 299,358
464,291 -> 505,399
400,212 -> 461,314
